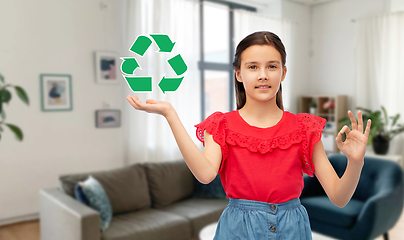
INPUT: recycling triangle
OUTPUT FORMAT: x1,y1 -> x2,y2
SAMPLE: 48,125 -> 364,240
121,34 -> 187,94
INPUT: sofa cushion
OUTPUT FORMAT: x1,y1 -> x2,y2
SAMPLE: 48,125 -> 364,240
78,176 -> 113,231
157,198 -> 229,238
142,160 -> 195,208
301,196 -> 364,228
60,164 -> 151,215
102,208 -> 191,240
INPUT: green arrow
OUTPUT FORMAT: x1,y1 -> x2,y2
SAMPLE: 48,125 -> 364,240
130,36 -> 152,56
168,54 -> 187,76
121,57 -> 140,75
150,34 -> 175,52
158,76 -> 184,94
124,76 -> 152,92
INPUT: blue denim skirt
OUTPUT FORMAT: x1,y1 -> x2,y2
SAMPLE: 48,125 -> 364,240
213,197 -> 312,240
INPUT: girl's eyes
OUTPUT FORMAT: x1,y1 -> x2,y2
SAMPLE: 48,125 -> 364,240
249,65 -> 257,69
248,65 -> 277,69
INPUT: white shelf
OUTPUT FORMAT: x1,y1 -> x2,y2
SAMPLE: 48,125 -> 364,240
300,95 -> 348,154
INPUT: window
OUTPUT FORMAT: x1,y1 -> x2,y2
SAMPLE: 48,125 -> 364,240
199,0 -> 255,120
203,2 -> 229,64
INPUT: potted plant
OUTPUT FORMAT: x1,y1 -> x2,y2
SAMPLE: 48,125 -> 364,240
339,106 -> 404,155
309,102 -> 317,114
0,73 -> 29,142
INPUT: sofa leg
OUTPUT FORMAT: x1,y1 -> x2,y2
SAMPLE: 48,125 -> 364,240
383,232 -> 389,240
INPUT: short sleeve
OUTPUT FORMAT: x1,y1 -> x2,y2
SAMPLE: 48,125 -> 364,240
194,111 -> 228,174
297,113 -> 326,177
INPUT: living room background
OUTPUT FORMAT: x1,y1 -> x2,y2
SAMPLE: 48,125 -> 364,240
0,0 -> 403,227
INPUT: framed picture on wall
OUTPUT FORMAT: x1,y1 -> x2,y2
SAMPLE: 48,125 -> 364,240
40,74 -> 73,111
95,109 -> 121,128
95,51 -> 119,84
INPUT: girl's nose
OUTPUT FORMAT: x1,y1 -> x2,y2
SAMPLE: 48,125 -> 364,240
258,71 -> 268,81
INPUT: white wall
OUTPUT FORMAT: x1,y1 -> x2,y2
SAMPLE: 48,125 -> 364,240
0,0 -> 127,225
390,0 -> 404,12
260,0 -> 283,18
282,1 -> 312,113
310,0 -> 389,110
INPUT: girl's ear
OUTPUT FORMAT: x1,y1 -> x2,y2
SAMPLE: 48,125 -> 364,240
281,66 -> 287,82
235,69 -> 242,82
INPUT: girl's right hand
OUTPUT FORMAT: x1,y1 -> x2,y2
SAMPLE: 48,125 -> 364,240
126,95 -> 174,118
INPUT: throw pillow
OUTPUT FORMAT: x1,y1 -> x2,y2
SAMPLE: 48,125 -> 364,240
194,175 -> 227,199
74,184 -> 90,206
78,175 -> 112,231
59,164 -> 151,214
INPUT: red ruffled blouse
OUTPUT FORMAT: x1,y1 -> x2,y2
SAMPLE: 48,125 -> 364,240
195,110 -> 326,203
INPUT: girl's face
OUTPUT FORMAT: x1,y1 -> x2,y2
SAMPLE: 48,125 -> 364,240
235,44 -> 287,104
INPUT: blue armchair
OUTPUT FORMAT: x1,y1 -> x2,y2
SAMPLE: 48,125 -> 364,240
301,154 -> 404,240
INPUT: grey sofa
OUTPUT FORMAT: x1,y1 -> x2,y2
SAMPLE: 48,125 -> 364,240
40,160 -> 229,240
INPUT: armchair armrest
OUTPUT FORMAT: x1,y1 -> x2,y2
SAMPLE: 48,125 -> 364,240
353,184 -> 404,240
40,188 -> 101,240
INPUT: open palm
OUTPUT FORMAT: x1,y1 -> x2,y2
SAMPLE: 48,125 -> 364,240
335,110 -> 371,162
126,95 -> 174,117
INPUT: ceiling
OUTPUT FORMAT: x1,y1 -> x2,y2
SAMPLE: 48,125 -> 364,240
246,0 -> 342,6
284,0 -> 341,5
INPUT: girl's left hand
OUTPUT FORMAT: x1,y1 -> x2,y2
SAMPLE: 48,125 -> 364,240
335,110 -> 371,162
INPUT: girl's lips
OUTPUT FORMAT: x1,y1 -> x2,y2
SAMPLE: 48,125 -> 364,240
255,84 -> 270,88
255,85 -> 271,90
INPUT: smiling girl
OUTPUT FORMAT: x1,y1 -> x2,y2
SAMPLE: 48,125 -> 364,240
127,31 -> 371,240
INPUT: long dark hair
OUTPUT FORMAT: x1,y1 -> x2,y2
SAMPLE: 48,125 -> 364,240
233,31 -> 286,110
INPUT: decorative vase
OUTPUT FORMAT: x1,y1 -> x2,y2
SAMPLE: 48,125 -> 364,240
309,107 -> 316,115
372,134 -> 389,155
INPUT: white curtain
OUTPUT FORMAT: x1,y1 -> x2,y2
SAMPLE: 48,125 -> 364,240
124,0 -> 201,164
233,9 -> 295,111
354,12 -> 404,157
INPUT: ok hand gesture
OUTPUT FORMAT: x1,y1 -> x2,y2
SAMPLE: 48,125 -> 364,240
335,110 -> 371,162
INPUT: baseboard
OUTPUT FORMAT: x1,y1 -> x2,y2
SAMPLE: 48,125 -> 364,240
0,213 -> 39,227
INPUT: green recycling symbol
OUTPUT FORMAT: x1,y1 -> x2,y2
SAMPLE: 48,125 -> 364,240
121,34 -> 187,94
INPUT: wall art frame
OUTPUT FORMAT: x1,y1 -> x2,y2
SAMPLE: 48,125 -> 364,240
95,51 -> 119,84
40,74 -> 73,112
95,109 -> 121,128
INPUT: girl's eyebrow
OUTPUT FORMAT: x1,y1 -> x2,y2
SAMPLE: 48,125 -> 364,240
244,60 -> 280,66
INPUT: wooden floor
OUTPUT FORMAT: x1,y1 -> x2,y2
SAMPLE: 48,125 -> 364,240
0,220 -> 39,240
0,208 -> 403,240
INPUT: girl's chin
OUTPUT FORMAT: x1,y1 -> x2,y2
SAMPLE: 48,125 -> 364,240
246,95 -> 277,103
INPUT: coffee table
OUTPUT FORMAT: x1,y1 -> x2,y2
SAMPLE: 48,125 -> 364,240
199,221 -> 218,240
